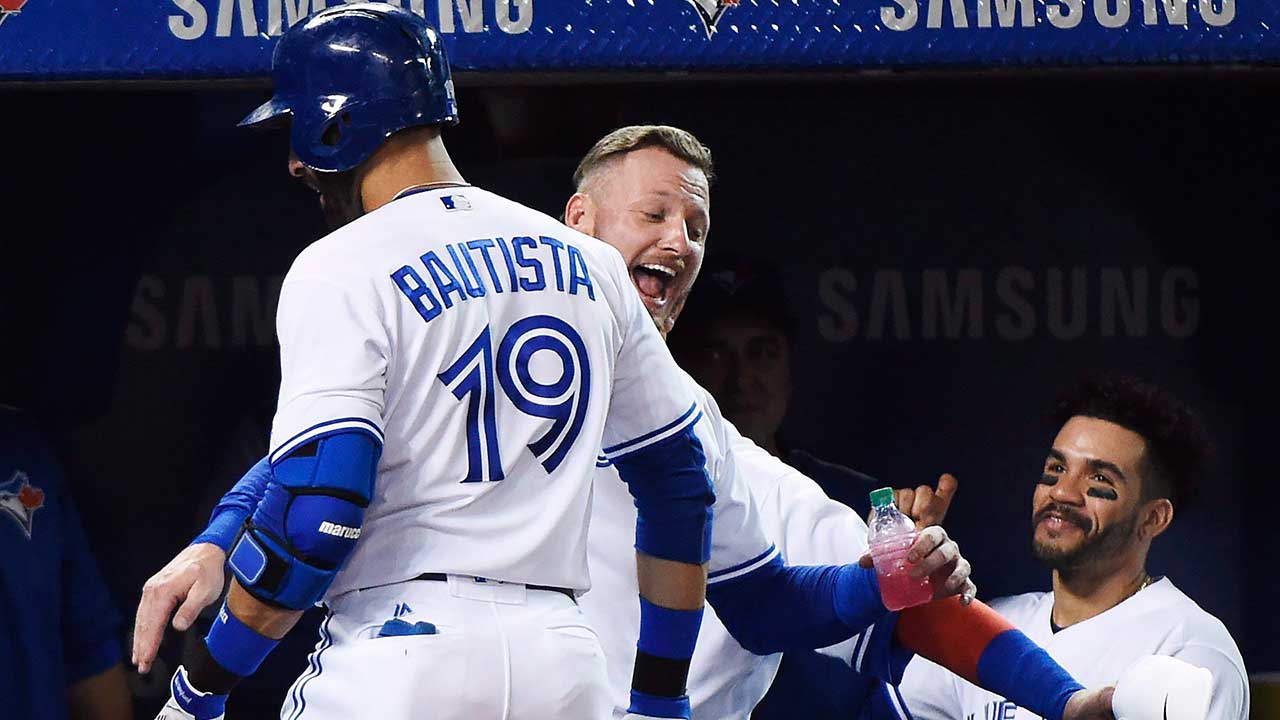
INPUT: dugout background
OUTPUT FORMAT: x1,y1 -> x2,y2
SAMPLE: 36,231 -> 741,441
1,71 -> 1274,718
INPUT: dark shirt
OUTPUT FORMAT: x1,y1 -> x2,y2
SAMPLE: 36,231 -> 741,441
0,407 -> 123,720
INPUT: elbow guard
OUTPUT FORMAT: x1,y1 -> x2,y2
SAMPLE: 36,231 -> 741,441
611,426 -> 714,564
228,430 -> 380,609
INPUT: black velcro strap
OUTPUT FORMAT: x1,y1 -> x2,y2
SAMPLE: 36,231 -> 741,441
289,486 -> 370,508
631,650 -> 691,699
184,638 -> 242,695
246,523 -> 293,591
232,522 -> 325,610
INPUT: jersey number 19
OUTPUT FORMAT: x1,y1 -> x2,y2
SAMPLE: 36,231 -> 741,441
439,315 -> 592,483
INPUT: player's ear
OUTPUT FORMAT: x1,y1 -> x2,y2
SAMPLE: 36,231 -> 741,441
1137,497 -> 1174,541
564,193 -> 595,235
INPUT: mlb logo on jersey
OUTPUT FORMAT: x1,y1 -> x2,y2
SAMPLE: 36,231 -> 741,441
441,194 -> 472,212
0,470 -> 45,539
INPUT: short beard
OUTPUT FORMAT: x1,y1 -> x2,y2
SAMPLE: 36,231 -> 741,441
1032,508 -> 1139,580
314,169 -> 365,230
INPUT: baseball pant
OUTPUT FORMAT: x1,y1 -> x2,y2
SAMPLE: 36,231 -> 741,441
280,574 -> 611,720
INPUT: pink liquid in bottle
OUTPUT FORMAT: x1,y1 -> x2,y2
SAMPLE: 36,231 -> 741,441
867,488 -> 933,612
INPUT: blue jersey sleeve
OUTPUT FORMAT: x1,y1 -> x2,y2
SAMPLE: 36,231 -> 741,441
863,682 -> 916,720
705,552 -> 889,655
849,613 -> 914,686
194,455 -> 271,551
59,479 -> 124,683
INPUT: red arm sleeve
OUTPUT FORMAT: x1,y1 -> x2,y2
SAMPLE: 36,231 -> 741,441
894,597 -> 1015,686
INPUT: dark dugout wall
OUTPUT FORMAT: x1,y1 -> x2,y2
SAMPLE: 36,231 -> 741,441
1,72 -> 1271,717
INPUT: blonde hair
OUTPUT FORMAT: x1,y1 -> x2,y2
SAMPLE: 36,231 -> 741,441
572,125 -> 714,192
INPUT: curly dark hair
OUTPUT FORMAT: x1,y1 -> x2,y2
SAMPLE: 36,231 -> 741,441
1050,373 -> 1214,514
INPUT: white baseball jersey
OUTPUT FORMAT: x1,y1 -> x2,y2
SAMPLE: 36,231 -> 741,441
580,398 -> 900,720
580,376 -> 778,719
268,184 -> 703,599
706,428 -> 902,719
898,579 -> 1250,720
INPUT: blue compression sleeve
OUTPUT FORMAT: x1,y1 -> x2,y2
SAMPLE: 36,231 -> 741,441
895,599 -> 1084,720
204,602 -> 278,678
194,455 -> 271,551
630,597 -> 703,718
611,427 -> 714,564
977,630 -> 1083,720
706,554 -> 888,655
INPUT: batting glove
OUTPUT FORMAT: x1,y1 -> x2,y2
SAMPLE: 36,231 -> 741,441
154,666 -> 227,720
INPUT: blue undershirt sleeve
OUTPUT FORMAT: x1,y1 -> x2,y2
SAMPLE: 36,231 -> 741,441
193,455 -> 271,551
706,554 -> 889,655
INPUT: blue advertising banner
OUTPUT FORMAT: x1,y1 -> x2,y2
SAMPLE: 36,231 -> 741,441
0,0 -> 1276,80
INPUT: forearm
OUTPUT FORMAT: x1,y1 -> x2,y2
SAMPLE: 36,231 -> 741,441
896,598 -> 1082,720
181,432 -> 377,700
614,428 -> 715,718
68,663 -> 133,720
226,580 -> 304,640
637,553 -> 707,610
630,555 -> 707,719
182,580 -> 299,698
707,559 -> 886,655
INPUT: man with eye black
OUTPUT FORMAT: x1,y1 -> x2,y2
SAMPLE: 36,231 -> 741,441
898,372 -> 1250,720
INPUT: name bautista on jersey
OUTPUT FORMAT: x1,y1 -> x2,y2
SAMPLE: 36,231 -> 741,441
391,235 -> 597,323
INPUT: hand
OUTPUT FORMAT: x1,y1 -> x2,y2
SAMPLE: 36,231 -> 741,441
859,525 -> 976,604
134,543 -> 227,673
155,666 -> 227,720
895,473 -> 958,528
1062,687 -> 1116,720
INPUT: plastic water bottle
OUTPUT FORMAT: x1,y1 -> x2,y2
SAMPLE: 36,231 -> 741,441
867,487 -> 933,611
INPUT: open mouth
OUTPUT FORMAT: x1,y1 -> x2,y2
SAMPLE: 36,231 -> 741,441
632,263 -> 678,308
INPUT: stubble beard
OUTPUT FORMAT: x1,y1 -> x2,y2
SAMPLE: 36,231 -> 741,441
1033,510 -> 1140,581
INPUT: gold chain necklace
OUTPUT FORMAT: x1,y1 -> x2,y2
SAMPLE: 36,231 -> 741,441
1132,572 -> 1154,599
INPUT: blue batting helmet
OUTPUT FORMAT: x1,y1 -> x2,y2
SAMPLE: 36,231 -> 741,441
239,2 -> 459,173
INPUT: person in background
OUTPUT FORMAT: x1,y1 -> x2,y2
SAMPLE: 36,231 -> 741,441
898,373 -> 1249,719
669,258 -> 955,719
0,404 -> 133,720
669,258 -> 948,519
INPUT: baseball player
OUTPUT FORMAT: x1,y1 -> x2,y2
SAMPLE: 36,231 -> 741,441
1,405 -> 133,720
898,373 -> 1249,720
560,126 -> 1114,720
137,125 -> 1120,720
137,7 -> 720,720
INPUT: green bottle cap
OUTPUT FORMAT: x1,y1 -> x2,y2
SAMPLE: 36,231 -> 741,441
870,487 -> 895,508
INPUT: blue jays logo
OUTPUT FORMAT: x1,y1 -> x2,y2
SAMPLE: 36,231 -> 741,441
0,471 -> 45,539
686,0 -> 739,39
